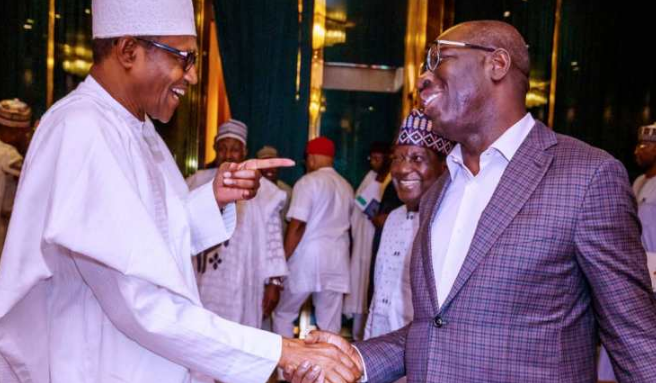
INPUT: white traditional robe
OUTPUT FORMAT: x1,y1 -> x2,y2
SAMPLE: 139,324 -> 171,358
0,140 -> 21,251
343,170 -> 387,317
364,205 -> 417,339
191,171 -> 288,328
285,167 -> 354,294
0,76 -> 281,383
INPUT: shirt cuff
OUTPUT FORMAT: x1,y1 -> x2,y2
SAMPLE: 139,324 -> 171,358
352,345 -> 368,382
186,182 -> 236,255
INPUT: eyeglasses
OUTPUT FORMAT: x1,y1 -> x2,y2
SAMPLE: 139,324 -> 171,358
135,37 -> 197,72
425,39 -> 496,72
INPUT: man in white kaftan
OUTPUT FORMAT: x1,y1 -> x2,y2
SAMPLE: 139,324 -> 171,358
257,145 -> 293,232
0,140 -> 22,252
191,120 -> 288,329
273,137 -> 354,337
363,110 -> 451,383
598,123 -> 656,382
343,143 -> 390,340
0,1 -> 363,383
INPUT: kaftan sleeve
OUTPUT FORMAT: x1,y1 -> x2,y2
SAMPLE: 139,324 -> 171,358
73,255 -> 281,382
186,181 -> 236,255
287,176 -> 313,222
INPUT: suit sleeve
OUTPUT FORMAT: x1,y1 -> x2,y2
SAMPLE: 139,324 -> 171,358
574,158 -> 656,382
353,324 -> 409,382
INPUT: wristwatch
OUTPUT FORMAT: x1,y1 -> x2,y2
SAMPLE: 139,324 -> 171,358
265,277 -> 285,289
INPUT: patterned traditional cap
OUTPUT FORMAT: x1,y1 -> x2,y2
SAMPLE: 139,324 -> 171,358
256,145 -> 278,159
639,123 -> 656,143
396,109 -> 454,155
92,0 -> 197,39
0,99 -> 31,128
215,119 -> 247,145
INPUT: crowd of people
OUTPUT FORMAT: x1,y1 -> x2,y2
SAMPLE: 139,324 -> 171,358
1,0 -> 656,382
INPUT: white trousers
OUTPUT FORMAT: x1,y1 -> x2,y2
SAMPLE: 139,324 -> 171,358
273,290 -> 343,338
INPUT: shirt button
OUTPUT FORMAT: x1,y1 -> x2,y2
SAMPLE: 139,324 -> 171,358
433,315 -> 444,328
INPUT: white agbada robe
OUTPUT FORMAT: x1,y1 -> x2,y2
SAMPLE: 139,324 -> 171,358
285,167 -> 354,294
364,205 -> 417,339
0,76 -> 282,383
191,171 -> 288,328
0,141 -> 21,252
343,170 -> 386,317
598,174 -> 656,382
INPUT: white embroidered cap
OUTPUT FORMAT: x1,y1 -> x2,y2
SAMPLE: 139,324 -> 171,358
92,0 -> 197,39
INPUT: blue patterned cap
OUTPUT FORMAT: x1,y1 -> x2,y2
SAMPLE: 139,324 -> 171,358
396,109 -> 454,155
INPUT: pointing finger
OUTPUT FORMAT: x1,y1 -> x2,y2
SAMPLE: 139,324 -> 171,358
239,158 -> 295,170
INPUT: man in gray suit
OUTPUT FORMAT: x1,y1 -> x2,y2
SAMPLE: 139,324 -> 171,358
289,20 -> 656,383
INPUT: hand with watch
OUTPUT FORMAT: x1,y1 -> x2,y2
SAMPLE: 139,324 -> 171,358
262,277 -> 284,318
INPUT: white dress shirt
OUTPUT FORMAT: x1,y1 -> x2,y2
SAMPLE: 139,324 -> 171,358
431,113 -> 535,306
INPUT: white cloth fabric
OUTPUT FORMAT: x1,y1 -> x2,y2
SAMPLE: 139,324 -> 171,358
598,173 -> 656,382
364,205 -> 418,340
0,76 -> 282,383
92,0 -> 197,38
273,290 -> 344,338
276,179 -> 293,223
0,141 -> 21,252
285,167 -> 354,294
431,113 -> 534,306
633,174 -> 656,251
344,171 -> 384,319
186,166 -> 217,190
192,172 -> 288,328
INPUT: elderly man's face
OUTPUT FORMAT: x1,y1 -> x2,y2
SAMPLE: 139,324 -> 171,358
390,145 -> 445,211
215,137 -> 246,165
134,35 -> 198,123
635,141 -> 656,169
417,26 -> 489,142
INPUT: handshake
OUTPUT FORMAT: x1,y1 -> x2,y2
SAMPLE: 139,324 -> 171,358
278,330 -> 364,383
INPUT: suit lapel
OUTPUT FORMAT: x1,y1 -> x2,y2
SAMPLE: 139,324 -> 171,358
438,122 -> 557,311
419,174 -> 451,312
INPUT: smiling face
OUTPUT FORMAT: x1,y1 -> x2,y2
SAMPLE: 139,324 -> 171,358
131,35 -> 198,123
390,145 -> 446,211
418,26 -> 492,144
635,141 -> 656,169
215,137 -> 247,166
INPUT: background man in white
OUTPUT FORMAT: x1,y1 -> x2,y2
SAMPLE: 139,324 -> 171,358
0,1 -> 361,382
343,142 -> 390,341
274,137 -> 354,337
190,119 -> 288,329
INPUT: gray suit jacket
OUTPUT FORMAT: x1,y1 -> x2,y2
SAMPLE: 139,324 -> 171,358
357,121 -> 656,382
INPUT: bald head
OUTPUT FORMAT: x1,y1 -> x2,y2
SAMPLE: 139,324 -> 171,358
442,20 -> 530,91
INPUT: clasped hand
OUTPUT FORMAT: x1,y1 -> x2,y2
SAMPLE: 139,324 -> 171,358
279,331 -> 364,383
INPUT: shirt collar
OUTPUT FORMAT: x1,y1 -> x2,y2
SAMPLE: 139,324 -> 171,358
446,113 -> 535,178
83,75 -> 146,131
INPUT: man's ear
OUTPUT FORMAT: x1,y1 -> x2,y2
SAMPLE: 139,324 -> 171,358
488,48 -> 512,82
114,36 -> 140,69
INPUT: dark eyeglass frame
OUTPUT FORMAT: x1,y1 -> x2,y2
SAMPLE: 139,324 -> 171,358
425,39 -> 496,72
135,37 -> 197,72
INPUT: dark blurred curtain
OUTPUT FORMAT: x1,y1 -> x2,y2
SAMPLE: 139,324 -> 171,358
319,0 -> 407,187
53,0 -> 93,102
554,1 -> 655,180
454,0 -> 556,123
0,0 -> 48,117
214,0 -> 313,184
